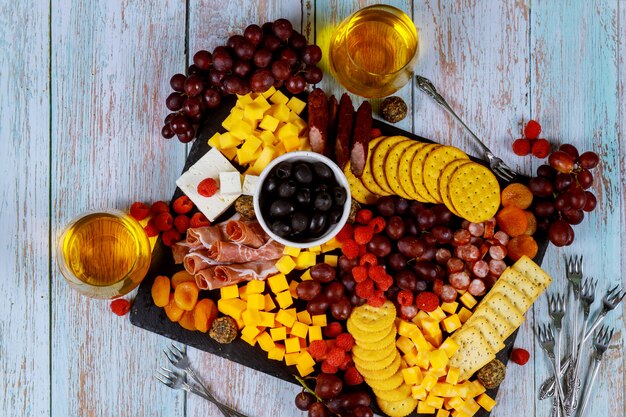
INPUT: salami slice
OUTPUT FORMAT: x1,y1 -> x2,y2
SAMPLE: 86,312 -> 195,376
489,244 -> 507,261
335,93 -> 354,169
435,248 -> 452,265
350,101 -> 372,177
440,285 -> 457,302
468,222 -> 485,237
493,231 -> 510,246
456,244 -> 480,262
472,260 -> 490,278
446,257 -> 465,273
452,229 -> 471,247
449,271 -> 471,290
468,279 -> 486,296
489,259 -> 507,276
308,88 -> 328,154
483,218 -> 496,238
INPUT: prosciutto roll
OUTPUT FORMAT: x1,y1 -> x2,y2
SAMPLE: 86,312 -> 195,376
207,239 -> 285,264
226,220 -> 268,248
195,261 -> 279,290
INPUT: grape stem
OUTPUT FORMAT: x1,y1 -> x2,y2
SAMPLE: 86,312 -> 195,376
294,375 -> 323,402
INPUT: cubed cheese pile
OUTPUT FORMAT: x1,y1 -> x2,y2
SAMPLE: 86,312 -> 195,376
208,87 -> 310,176
274,238 -> 342,275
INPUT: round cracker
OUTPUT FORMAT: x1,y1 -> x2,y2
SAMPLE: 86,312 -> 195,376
411,144 -> 441,203
354,326 -> 397,351
398,142 -> 427,201
376,395 -> 418,417
353,347 -> 398,371
347,317 -> 392,343
373,383 -> 412,402
448,162 -> 501,223
355,352 -> 401,380
360,137 -> 392,196
371,136 -> 409,194
349,301 -> 397,333
364,369 -> 404,391
439,159 -> 473,217
384,140 -> 415,200
423,145 -> 468,201
352,342 -> 396,362
343,162 -> 378,205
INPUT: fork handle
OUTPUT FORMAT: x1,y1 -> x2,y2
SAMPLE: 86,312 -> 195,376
539,357 -> 572,400
186,384 -> 247,417
186,368 -> 246,417
576,359 -> 601,417
582,310 -> 608,345
415,76 -> 492,156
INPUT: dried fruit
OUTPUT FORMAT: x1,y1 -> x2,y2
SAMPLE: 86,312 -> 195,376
193,299 -> 218,333
496,206 -> 529,237
151,275 -> 171,307
501,183 -> 533,210
164,294 -> 184,322
507,235 -> 539,261
171,270 -> 196,288
174,281 -> 199,311
209,316 -> 238,343
380,96 -> 408,123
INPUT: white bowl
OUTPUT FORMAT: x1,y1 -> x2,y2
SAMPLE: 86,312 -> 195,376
253,151 -> 352,249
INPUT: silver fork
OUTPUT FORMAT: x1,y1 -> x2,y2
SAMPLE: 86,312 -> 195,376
536,323 -> 567,417
163,344 -> 246,417
548,295 -> 566,416
576,325 -> 615,417
414,75 -> 517,182
565,255 -> 584,360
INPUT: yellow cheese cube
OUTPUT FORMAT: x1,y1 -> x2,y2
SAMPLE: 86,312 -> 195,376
402,366 -> 423,385
417,401 -> 436,414
242,308 -> 262,327
295,252 -> 316,269
283,246 -> 301,257
244,102 -> 265,122
264,294 -> 277,311
289,280 -> 299,299
397,336 -> 416,354
252,94 -> 271,111
268,274 -> 289,293
459,292 -> 477,309
259,311 -> 276,327
291,321 -> 308,339
247,293 -> 265,310
428,368 -> 447,378
229,120 -> 254,140
398,320 -> 419,337
445,367 -> 461,385
274,142 -> 286,156
257,332 -> 275,352
307,245 -> 322,253
221,111 -> 242,131
421,317 -> 443,347
268,344 -> 285,361
323,255 -> 338,267
311,315 -> 327,327
271,104 -> 290,122
287,96 -> 306,114
275,256 -> 296,274
282,135 -> 301,152
297,310 -> 312,325
246,280 -> 265,294
300,269 -> 312,281
220,284 -> 240,299
414,310 -> 430,327
259,114 -> 280,132
221,147 -> 237,161
296,351 -> 316,369
208,132 -> 221,148
217,298 -> 247,320
451,384 -> 469,399
276,309 -> 296,327
270,90 -> 289,105
441,301 -> 459,315
296,364 -> 314,377
436,409 -> 451,417
428,307 -> 447,322
241,325 -> 263,341
285,307 -> 297,319
475,393 -> 496,412
470,380 -> 486,396
261,86 -> 276,98
416,350 -> 430,369
257,129 -> 275,146
237,136 -> 263,164
426,394 -> 445,410
461,398 -> 480,416
428,349 -> 449,370
308,325 -> 323,342
292,117 -> 307,133
285,337 -> 301,353
275,290 -> 293,309
403,348 -> 419,367
409,327 -> 435,352
276,123 -> 299,140
457,307 -> 473,323
284,352 -> 300,366
240,331 -> 258,346
248,146 -> 276,175
431,383 -> 455,397
321,238 -> 342,252
270,327 -> 287,342
238,285 -> 249,301
442,314 -> 462,333
236,93 -> 255,106
412,385 -> 427,400
448,396 -> 465,410
421,374 -> 438,391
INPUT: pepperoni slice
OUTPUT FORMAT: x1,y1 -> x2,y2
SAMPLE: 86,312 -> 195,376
440,284 -> 457,302
456,244 -> 480,262
449,271 -> 470,290
468,222 -> 485,237
468,279 -> 486,296
452,229 -> 471,247
489,244 -> 507,261
433,278 -> 444,297
446,257 -> 464,273
493,231 -> 510,246
435,248 -> 452,265
489,259 -> 507,276
472,260 -> 490,278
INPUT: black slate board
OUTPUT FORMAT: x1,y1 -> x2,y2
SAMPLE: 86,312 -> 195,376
130,93 -> 548,416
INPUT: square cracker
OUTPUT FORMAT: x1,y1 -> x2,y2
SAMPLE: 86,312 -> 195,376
464,305 -> 514,341
485,281 -> 533,313
512,255 -> 552,291
482,293 -> 525,335
450,326 -> 495,380
499,267 -> 542,301
469,316 -> 505,353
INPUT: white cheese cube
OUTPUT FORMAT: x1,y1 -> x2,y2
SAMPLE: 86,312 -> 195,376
219,172 -> 242,195
242,175 -> 259,196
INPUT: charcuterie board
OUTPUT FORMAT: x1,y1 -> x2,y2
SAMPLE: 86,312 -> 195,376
130,93 -> 549,417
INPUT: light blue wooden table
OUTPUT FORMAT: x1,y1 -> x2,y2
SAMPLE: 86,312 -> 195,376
1,1 -> 624,416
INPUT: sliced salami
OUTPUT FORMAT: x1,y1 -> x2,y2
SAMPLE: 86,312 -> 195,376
468,222 -> 485,237
468,279 -> 486,297
472,260 -> 490,278
456,244 -> 480,262
307,88 -> 328,154
483,218 -> 496,239
493,231 -> 510,246
449,271 -> 470,290
433,278 -> 444,297
489,259 -> 507,276
335,93 -> 354,169
435,248 -> 452,265
440,284 -> 457,302
489,244 -> 507,261
446,257 -> 465,273
452,229 -> 471,247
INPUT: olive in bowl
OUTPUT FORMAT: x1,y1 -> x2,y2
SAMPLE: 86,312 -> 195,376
253,151 -> 351,248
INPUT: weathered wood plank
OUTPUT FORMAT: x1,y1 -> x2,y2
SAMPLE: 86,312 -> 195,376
531,1 -> 624,416
412,2 -> 535,416
49,1 -> 188,416
185,2 -> 304,416
0,1 -> 51,416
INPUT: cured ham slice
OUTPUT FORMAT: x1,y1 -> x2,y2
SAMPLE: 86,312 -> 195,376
186,224 -> 228,249
195,261 -> 279,290
226,220 -> 268,248
207,239 -> 284,264
172,243 -> 191,264
183,249 -> 223,274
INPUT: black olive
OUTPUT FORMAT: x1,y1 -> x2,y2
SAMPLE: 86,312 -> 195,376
314,192 -> 333,211
277,180 -> 297,198
328,208 -> 342,225
263,175 -> 279,194
332,186 -> 347,206
309,213 -> 327,235
315,184 -> 329,194
269,199 -> 294,217
293,163 -> 313,184
313,162 -> 333,180
291,212 -> 309,233
275,161 -> 292,179
295,188 -> 311,207
271,221 -> 291,237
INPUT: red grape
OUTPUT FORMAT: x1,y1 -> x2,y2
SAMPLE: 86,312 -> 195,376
577,169 -> 593,189
271,59 -> 292,80
222,75 -> 245,95
537,164 -> 555,179
534,199 -> 555,217
289,32 -> 307,49
563,209 -> 584,225
166,92 -> 185,111
177,127 -> 195,143
324,282 -> 345,303
161,124 -> 175,139
554,173 -> 573,191
183,75 -> 204,97
286,75 -> 306,94
314,373 -> 343,399
164,113 -> 176,125
397,236 -> 425,258
250,69 -> 275,93
302,45 -> 322,65
395,198 -> 410,214
233,60 -> 252,78
272,18 -> 293,41
170,114 -> 190,135
578,151 -> 599,169
244,24 -> 263,45
549,151 -> 575,173
170,73 -> 186,92
187,64 -> 202,75
212,47 -> 234,71
341,273 -> 357,292
583,191 -> 596,212
568,187 -> 587,210
304,65 -> 323,84
279,48 -> 299,66
253,48 -> 273,68
208,69 -> 226,86
330,297 -> 352,320
387,253 -> 407,271
395,270 -> 417,291
203,88 -> 221,108
559,143 -> 579,160
554,193 -> 571,211
295,392 -> 316,411
262,21 -> 274,34
193,50 -> 212,70
262,34 -> 281,51
306,294 -> 330,315
296,280 -> 322,301
528,177 -> 554,197
548,219 -> 574,246
227,34 -> 245,49
310,263 -> 336,282
431,225 -> 453,244
366,234 -> 392,257
376,196 -> 396,217
182,96 -> 203,117
307,402 -> 330,417
417,209 -> 436,230
432,204 -> 453,225
385,216 -> 405,240
234,40 -> 255,60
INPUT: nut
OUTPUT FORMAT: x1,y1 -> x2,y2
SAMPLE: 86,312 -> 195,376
477,358 -> 506,389
380,96 -> 408,123
235,195 -> 256,220
209,316 -> 238,344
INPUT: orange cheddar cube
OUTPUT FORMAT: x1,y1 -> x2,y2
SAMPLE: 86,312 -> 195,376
248,146 -> 276,175
283,246 -> 301,257
296,351 -> 316,370
207,132 -> 221,148
426,394 -> 445,410
276,309 -> 296,328
428,349 -> 449,371
242,308 -> 262,327
259,311 -> 276,327
442,314 -> 462,333
229,120 -> 254,141
461,398 -> 480,416
475,393 -> 496,412
417,401 -> 436,414
270,327 -> 287,341
296,364 -> 314,377
283,135 -> 301,152
412,385 -> 427,400
285,336 -> 301,354
398,320 -> 419,337
286,96 -> 306,114
269,90 -> 289,105
436,409 -> 451,417
308,326 -> 323,342
289,280 -> 299,299
311,315 -> 327,327
307,245 -> 322,253
284,352 -> 300,366
271,103 -> 290,122
446,367 -> 461,385
457,307 -> 473,323
243,102 -> 265,122
403,348 -> 419,367
409,327 -> 434,352
257,332 -> 275,352
396,336 -> 416,354
321,238 -> 342,252
275,290 -> 293,309
427,307 -> 447,322
247,293 -> 265,310
238,285 -> 248,301
252,93 -> 271,111
217,298 -> 247,321
300,269 -> 312,281
268,274 -> 289,294
295,252 -> 316,269
421,317 -> 443,347
416,350 -> 430,370
459,292 -> 477,309
297,310 -> 312,325
268,344 -> 285,361
448,396 -> 465,410
439,337 -> 460,358
241,325 -> 262,341
402,366 -> 423,385
414,310 -> 430,327
421,374 -> 438,391
275,256 -> 296,274
323,255 -> 338,267
441,301 -> 459,315
220,284 -> 239,300
246,280 -> 265,294
276,123 -> 299,140
291,321 -> 308,339
470,380 -> 486,396
263,294 -> 277,312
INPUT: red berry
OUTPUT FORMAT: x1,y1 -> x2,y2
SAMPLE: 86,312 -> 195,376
321,360 -> 338,374
130,202 -> 150,220
154,212 -> 174,231
144,219 -> 159,237
414,291 -> 439,312
351,266 -> 368,283
197,177 -> 218,197
524,119 -> 542,139
354,226 -> 374,245
375,274 -> 393,291
150,201 -> 170,216
172,195 -> 194,214
367,294 -> 386,307
335,223 -> 354,242
343,366 -> 364,385
368,217 -> 386,233
355,209 -> 373,225
397,289 -> 414,306
510,348 -> 530,365
110,299 -> 131,316
340,239 -> 359,260
162,228 -> 182,247
359,253 -> 378,267
512,138 -> 531,156
368,265 -> 387,282
308,340 -> 328,360
326,348 -> 347,367
335,333 -> 355,352
173,215 -> 190,234
355,279 -> 375,299
531,139 -> 551,158
370,128 -> 382,139
189,212 -> 211,228
323,322 -> 343,338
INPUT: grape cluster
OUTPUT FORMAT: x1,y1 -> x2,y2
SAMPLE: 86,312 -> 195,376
295,375 -> 373,417
296,263 -> 353,321
528,144 -> 600,246
161,19 -> 323,143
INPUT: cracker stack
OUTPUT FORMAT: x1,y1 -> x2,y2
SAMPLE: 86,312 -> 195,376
347,301 -> 418,417
449,256 -> 552,380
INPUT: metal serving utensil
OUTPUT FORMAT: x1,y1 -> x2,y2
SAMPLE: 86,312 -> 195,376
414,75 -> 518,182
536,323 -> 567,417
575,325 -> 614,417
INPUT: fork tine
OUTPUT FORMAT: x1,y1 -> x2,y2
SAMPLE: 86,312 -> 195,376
496,166 -> 515,182
578,255 -> 583,275
155,375 -> 170,385
160,366 -> 175,375
167,344 -> 183,360
163,349 -> 176,363
156,369 -> 172,380
172,344 -> 185,356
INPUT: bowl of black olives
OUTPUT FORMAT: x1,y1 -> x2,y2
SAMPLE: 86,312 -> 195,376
253,151 -> 351,248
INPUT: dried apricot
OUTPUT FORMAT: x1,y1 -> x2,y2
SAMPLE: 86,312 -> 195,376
507,235 -> 539,261
178,310 -> 197,331
496,206 -> 529,237
193,299 -> 218,333
501,183 -> 533,209
164,294 -> 184,322
524,211 -> 537,235
174,281 -> 199,311
171,270 -> 196,288
151,275 -> 171,307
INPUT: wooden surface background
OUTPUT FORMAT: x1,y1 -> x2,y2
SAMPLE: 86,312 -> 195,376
1,0 -> 624,416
